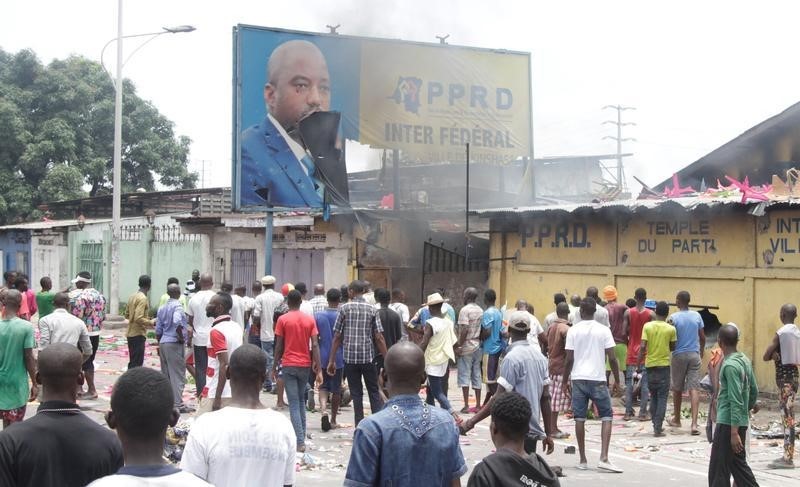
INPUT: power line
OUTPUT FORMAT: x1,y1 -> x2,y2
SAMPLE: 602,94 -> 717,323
602,104 -> 636,192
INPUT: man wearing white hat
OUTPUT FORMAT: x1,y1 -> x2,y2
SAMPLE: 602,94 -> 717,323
419,292 -> 458,417
252,275 -> 284,392
68,271 -> 106,400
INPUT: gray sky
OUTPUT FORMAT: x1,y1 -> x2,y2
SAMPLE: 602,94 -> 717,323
3,0 -> 799,192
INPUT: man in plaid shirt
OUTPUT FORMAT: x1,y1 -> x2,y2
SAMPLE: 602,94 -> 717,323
327,280 -> 388,426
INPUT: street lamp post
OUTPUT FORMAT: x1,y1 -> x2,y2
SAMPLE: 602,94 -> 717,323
107,0 -> 194,314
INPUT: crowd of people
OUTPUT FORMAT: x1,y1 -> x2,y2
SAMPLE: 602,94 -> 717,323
0,268 -> 798,486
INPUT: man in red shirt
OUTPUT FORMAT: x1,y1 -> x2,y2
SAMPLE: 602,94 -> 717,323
622,288 -> 654,420
273,289 -> 321,452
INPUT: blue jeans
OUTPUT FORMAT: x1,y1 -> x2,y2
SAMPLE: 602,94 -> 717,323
625,365 -> 650,416
260,340 -> 274,389
344,362 -> 384,427
427,374 -> 453,412
283,366 -> 310,447
571,380 -> 613,421
647,366 -> 670,433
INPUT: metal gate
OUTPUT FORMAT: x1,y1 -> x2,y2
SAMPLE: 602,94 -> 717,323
272,249 -> 324,288
231,249 -> 257,293
79,242 -> 104,291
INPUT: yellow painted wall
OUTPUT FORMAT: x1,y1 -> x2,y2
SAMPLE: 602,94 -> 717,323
489,208 -> 800,393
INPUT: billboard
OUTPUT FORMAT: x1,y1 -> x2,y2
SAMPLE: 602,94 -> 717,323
232,25 -> 532,210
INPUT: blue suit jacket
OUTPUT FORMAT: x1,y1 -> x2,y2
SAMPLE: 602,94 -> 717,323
240,117 -> 323,208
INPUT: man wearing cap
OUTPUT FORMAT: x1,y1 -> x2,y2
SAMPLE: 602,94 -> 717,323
185,280 -> 197,301
68,271 -> 106,400
622,288 -> 653,421
603,285 -> 628,394
462,309 -> 554,455
252,275 -> 284,393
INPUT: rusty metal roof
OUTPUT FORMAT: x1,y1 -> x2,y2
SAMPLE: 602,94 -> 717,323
472,195 -> 800,217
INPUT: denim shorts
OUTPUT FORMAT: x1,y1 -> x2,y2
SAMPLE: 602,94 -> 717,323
321,367 -> 343,394
457,349 -> 482,389
571,380 -> 613,421
671,351 -> 701,392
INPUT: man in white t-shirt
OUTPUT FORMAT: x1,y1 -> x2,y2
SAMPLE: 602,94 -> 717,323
181,344 -> 296,487
252,275 -> 285,392
220,282 -> 245,330
294,282 -> 315,317
389,288 -> 410,339
242,282 -> 260,346
569,294 -> 611,328
543,293 -> 567,332
198,293 -> 244,414
90,367 -> 211,487
564,297 -> 622,473
186,273 -> 216,398
515,299 -> 545,353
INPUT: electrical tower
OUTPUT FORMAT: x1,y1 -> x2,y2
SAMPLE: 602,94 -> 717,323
602,105 -> 636,192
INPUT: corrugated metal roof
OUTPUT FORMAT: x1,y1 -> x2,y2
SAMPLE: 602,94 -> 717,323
654,101 -> 800,191
0,218 -> 112,231
473,195 -> 800,216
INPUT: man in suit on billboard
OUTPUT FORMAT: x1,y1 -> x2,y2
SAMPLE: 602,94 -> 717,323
240,40 -> 331,208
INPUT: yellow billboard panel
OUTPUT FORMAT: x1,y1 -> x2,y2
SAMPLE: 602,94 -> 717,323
358,40 -> 531,165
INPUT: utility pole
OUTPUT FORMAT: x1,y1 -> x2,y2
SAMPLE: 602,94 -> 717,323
602,105 -> 636,191
436,34 -> 450,44
326,24 -> 340,34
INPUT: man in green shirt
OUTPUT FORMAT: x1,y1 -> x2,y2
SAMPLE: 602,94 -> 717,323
125,275 -> 154,369
638,301 -> 677,437
35,276 -> 56,320
0,290 -> 37,427
708,324 -> 759,487
158,277 -> 187,310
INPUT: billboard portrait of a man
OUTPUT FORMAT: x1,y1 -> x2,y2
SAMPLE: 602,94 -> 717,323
240,40 -> 331,208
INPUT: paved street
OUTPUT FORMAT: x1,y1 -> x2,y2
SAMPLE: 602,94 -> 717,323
11,328 -> 800,486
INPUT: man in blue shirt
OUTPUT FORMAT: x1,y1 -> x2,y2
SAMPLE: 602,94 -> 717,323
156,283 -> 192,413
315,287 -> 344,432
461,311 -> 554,455
668,291 -> 705,435
345,341 -> 467,487
481,289 -> 507,406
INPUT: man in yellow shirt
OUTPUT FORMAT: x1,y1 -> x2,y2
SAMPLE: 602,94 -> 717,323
637,301 -> 677,437
125,275 -> 155,369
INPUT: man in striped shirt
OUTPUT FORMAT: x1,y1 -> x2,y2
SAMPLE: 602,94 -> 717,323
327,280 -> 388,426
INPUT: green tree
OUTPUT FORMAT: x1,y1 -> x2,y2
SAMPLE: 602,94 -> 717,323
0,48 -> 197,223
